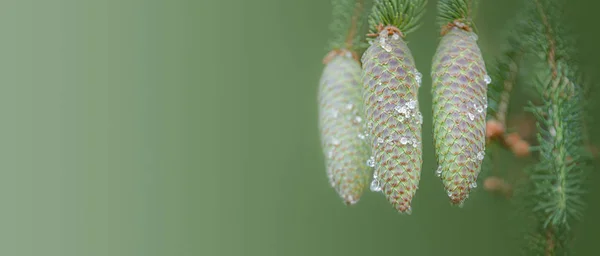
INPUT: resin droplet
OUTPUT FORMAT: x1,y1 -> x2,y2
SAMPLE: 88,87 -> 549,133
358,133 -> 366,140
468,113 -> 475,121
484,75 -> 492,85
353,116 -> 362,124
377,137 -> 384,144
370,179 -> 382,192
435,166 -> 442,177
392,33 -> 400,40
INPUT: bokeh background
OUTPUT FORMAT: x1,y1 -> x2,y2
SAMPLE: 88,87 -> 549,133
0,0 -> 598,255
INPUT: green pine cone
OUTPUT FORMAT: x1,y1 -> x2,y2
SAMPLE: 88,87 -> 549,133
318,54 -> 371,205
431,27 -> 489,205
362,32 -> 423,213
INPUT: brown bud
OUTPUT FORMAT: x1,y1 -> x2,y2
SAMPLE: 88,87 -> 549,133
486,119 -> 505,139
512,140 -> 531,157
505,133 -> 521,147
484,176 -> 512,198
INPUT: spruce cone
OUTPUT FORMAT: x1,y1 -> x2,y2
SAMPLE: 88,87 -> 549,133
432,27 -> 489,205
318,53 -> 371,205
362,31 -> 423,213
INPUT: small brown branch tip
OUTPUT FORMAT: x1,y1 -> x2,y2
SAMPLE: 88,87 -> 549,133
367,24 -> 404,38
441,19 -> 472,36
486,119 -> 505,139
483,176 -> 513,198
485,121 -> 531,158
322,49 -> 359,64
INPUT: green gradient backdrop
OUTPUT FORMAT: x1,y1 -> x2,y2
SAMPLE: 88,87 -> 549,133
0,0 -> 597,255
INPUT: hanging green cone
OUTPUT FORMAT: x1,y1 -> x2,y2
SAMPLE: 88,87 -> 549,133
432,0 -> 489,205
319,52 -> 371,205
361,0 -> 426,213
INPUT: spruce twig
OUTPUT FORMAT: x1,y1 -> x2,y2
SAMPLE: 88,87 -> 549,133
325,0 -> 370,63
519,0 -> 590,254
366,0 -> 427,37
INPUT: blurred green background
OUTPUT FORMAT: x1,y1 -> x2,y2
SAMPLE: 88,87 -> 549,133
0,0 -> 597,255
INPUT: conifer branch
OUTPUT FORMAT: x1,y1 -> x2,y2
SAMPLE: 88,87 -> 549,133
367,0 -> 427,37
437,0 -> 476,34
325,0 -> 370,63
519,0 -> 590,254
328,0 -> 370,52
344,0 -> 366,50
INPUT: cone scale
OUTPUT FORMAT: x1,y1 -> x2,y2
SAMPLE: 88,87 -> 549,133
362,31 -> 423,213
431,27 -> 488,205
318,53 -> 371,205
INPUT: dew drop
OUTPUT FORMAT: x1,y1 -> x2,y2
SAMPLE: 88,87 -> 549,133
382,44 -> 392,52
358,133 -> 366,140
435,166 -> 442,177
395,105 -> 407,115
468,112 -> 475,121
392,33 -> 400,40
415,71 -> 422,85
400,137 -> 408,145
370,179 -> 382,192
484,75 -> 492,85
332,138 -> 340,146
470,182 -> 478,189
367,156 -> 376,167
476,105 -> 484,113
416,112 -> 423,124
470,33 -> 479,41
367,121 -> 373,129
477,151 -> 485,161
447,191 -> 453,197
407,100 -> 417,109
411,138 -> 418,147
331,110 -> 339,118
354,116 -> 363,124
405,206 -> 413,215
377,137 -> 384,144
